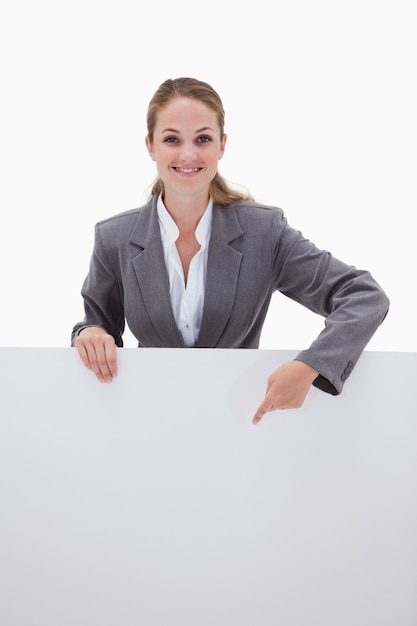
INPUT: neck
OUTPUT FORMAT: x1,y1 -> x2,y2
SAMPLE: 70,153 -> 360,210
163,191 -> 209,233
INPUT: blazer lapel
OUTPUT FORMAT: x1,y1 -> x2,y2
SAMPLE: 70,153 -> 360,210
196,205 -> 243,347
129,200 -> 185,347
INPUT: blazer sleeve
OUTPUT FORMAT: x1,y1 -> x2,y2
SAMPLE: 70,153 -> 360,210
71,223 -> 125,347
269,209 -> 390,394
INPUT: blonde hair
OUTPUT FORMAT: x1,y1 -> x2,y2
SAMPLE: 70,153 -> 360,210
146,77 -> 253,205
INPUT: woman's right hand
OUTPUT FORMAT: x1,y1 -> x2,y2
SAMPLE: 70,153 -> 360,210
74,326 -> 118,383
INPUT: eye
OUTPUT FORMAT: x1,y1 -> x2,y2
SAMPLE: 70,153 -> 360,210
197,135 -> 212,143
163,136 -> 179,143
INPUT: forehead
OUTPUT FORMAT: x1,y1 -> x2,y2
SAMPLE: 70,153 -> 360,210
155,97 -> 219,131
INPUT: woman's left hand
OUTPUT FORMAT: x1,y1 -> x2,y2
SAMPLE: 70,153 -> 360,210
252,361 -> 319,424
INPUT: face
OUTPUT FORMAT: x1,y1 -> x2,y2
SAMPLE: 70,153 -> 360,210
146,97 -> 227,203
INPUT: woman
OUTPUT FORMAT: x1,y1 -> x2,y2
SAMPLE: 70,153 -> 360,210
72,77 -> 389,424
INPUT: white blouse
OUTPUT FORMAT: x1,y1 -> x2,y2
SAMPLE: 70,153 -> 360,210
157,195 -> 213,347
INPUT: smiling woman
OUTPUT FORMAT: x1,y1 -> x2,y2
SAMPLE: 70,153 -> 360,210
145,97 -> 227,210
71,77 -> 389,424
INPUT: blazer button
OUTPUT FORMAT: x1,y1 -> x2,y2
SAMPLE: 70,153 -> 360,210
341,361 -> 355,382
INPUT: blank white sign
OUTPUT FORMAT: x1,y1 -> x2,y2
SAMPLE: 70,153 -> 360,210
0,348 -> 416,625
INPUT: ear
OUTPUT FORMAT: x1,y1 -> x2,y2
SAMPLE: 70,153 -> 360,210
219,133 -> 227,160
145,135 -> 155,161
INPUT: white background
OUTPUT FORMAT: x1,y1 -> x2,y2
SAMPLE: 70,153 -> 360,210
1,0 -> 415,351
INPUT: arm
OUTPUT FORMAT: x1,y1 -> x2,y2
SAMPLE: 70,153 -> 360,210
270,210 -> 389,394
72,222 -> 125,381
253,208 -> 389,422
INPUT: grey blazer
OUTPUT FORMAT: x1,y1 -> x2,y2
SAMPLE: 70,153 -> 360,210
72,197 -> 389,395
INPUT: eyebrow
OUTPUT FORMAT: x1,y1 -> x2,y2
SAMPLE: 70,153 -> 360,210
161,126 -> 215,134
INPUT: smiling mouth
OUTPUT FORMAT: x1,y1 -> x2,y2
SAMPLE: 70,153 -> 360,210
174,167 -> 202,173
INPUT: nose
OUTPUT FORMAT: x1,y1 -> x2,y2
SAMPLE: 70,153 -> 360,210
179,141 -> 198,163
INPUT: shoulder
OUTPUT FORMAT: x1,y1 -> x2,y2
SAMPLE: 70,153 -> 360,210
96,199 -> 154,232
93,198 -> 157,248
219,200 -> 288,234
211,201 -> 292,248
232,200 -> 284,216
231,201 -> 286,226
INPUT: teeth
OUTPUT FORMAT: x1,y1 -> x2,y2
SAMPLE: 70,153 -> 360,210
176,167 -> 199,173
